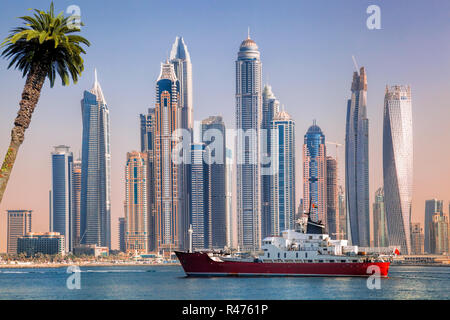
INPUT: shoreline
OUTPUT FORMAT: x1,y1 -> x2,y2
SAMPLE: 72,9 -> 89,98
0,262 -> 180,269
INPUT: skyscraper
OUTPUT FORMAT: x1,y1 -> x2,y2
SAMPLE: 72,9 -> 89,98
80,70 -> 111,249
236,33 -> 262,250
154,61 -> 182,252
118,217 -> 126,253
201,116 -> 227,249
261,84 -> 280,238
50,145 -> 73,252
225,148 -> 233,248
270,109 -> 295,235
424,199 -> 443,253
140,108 -> 156,251
338,186 -> 347,240
140,108 -> 156,153
430,213 -> 449,254
410,222 -> 424,255
303,121 -> 327,225
345,67 -> 370,247
169,37 -> 192,252
125,151 -> 148,253
383,85 -> 413,254
189,143 -> 210,249
72,159 -> 81,248
326,156 -> 339,238
170,36 -> 193,132
373,187 -> 389,247
7,210 -> 32,254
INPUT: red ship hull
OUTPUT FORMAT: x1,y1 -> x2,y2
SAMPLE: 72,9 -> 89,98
175,251 -> 390,277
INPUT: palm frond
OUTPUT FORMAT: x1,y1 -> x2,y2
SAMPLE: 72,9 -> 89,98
1,1 -> 90,87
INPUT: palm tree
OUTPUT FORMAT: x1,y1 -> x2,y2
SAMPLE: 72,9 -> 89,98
0,2 -> 89,203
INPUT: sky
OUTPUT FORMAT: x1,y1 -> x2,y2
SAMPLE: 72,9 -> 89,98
0,0 -> 449,251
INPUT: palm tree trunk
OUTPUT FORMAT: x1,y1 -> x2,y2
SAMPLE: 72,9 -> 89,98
0,63 -> 47,204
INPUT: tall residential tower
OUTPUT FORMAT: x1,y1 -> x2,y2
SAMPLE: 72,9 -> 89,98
326,156 -> 339,238
303,121 -> 327,225
154,61 -> 182,251
373,187 -> 388,247
271,110 -> 295,235
170,37 -> 193,251
235,34 -> 262,250
140,108 -> 156,251
7,210 -> 32,254
80,70 -> 111,248
201,116 -> 227,249
383,85 -> 413,254
261,84 -> 280,238
125,151 -> 148,253
50,145 -> 73,252
345,67 -> 370,247
424,199 -> 443,253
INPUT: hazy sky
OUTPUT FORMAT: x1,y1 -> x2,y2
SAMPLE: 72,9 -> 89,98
0,0 -> 449,251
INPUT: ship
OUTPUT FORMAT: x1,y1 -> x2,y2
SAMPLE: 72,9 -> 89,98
176,190 -> 391,277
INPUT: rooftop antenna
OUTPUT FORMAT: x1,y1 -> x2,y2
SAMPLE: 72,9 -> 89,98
94,68 -> 98,84
352,55 -> 359,75
247,26 -> 250,39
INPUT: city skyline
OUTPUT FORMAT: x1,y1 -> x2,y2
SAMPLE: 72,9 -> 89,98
1,1 -> 450,251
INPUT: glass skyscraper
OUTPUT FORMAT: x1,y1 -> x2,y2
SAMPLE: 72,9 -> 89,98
373,187 -> 388,247
236,34 -> 262,251
72,159 -> 81,248
50,145 -> 73,252
189,143 -> 210,249
338,186 -> 347,240
345,67 -> 370,247
80,70 -> 111,248
170,37 -> 193,251
270,110 -> 295,235
140,108 -> 156,153
225,147 -> 233,248
140,108 -> 156,251
170,36 -> 193,132
201,116 -> 227,249
303,121 -> 327,225
261,84 -> 280,238
383,85 -> 413,254
326,156 -> 338,238
424,199 -> 443,253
